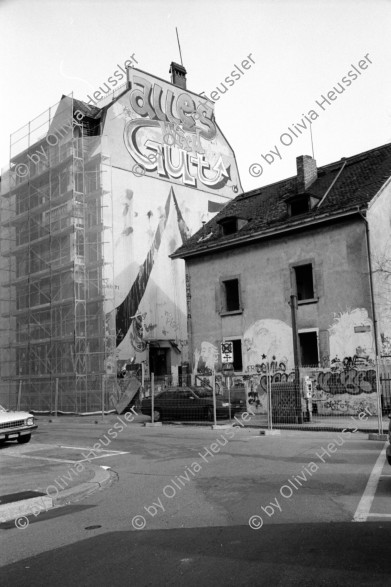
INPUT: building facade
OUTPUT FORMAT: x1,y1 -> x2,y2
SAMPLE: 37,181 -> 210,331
0,63 -> 241,412
173,146 -> 391,416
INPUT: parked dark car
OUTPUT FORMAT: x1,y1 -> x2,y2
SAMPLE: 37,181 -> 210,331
141,386 -> 237,421
222,385 -> 246,413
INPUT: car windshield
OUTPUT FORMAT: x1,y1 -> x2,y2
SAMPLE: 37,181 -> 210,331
192,388 -> 213,398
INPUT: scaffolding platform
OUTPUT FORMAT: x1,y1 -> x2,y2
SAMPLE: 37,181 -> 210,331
0,95 -> 117,413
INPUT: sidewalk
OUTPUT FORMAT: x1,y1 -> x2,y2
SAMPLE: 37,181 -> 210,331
0,449 -> 113,527
34,411 -> 389,433
234,413 -> 389,433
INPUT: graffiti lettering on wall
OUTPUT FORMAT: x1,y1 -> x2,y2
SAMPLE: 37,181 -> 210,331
245,356 -> 288,374
320,398 -> 377,414
310,364 -> 378,416
329,349 -> 374,370
316,368 -> 376,395
122,71 -> 239,191
245,368 -> 294,414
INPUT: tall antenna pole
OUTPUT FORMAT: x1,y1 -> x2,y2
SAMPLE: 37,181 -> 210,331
176,27 -> 184,66
309,123 -> 315,159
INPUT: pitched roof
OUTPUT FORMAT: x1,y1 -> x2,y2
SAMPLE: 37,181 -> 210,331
172,142 -> 391,258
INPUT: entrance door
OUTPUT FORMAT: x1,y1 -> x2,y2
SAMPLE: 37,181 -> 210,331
149,347 -> 170,376
299,331 -> 319,366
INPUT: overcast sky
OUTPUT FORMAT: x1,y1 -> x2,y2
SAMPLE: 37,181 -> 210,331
1,0 -> 390,191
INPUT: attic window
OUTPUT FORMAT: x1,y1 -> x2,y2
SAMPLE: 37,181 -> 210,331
221,218 -> 238,235
218,217 -> 248,236
289,197 -> 309,217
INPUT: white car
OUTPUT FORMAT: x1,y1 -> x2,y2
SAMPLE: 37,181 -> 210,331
0,405 -> 37,444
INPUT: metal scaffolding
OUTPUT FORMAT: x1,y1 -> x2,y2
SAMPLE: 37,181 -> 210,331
0,95 -> 116,413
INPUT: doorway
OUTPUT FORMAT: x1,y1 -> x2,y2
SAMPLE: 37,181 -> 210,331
149,347 -> 170,376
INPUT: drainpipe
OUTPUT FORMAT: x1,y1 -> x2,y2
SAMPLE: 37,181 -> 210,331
358,207 -> 383,434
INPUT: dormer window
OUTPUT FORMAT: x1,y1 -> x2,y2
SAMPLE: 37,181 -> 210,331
289,197 -> 309,217
217,216 -> 248,236
221,218 -> 238,235
287,194 -> 321,217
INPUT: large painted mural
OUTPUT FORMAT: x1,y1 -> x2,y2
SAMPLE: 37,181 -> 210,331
102,68 -> 242,366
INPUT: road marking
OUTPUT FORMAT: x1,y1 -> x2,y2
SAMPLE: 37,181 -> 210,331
60,445 -> 128,455
353,443 -> 387,522
367,513 -> 391,518
6,454 -> 77,464
4,445 -> 128,464
77,453 -> 127,462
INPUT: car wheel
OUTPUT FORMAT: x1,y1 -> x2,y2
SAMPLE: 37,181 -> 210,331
205,407 -> 214,421
153,409 -> 162,422
17,434 -> 31,444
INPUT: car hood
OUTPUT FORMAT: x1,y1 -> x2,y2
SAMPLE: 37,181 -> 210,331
0,411 -> 33,423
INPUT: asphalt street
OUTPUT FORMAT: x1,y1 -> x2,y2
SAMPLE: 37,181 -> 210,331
0,416 -> 390,586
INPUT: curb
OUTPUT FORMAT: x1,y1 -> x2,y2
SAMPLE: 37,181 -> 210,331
162,421 -> 386,434
368,433 -> 388,441
0,466 -> 114,524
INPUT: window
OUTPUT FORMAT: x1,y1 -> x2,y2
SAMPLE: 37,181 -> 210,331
221,218 -> 238,235
222,278 -> 241,312
225,339 -> 243,372
290,197 -> 309,216
177,391 -> 194,399
299,331 -> 319,366
218,217 -> 249,236
294,264 -> 314,301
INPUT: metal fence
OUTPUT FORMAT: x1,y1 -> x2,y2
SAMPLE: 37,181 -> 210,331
137,361 -> 390,432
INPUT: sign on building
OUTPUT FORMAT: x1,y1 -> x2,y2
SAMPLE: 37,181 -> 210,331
221,341 -> 233,363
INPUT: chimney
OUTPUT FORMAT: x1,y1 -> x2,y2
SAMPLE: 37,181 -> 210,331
169,62 -> 187,89
296,155 -> 317,192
